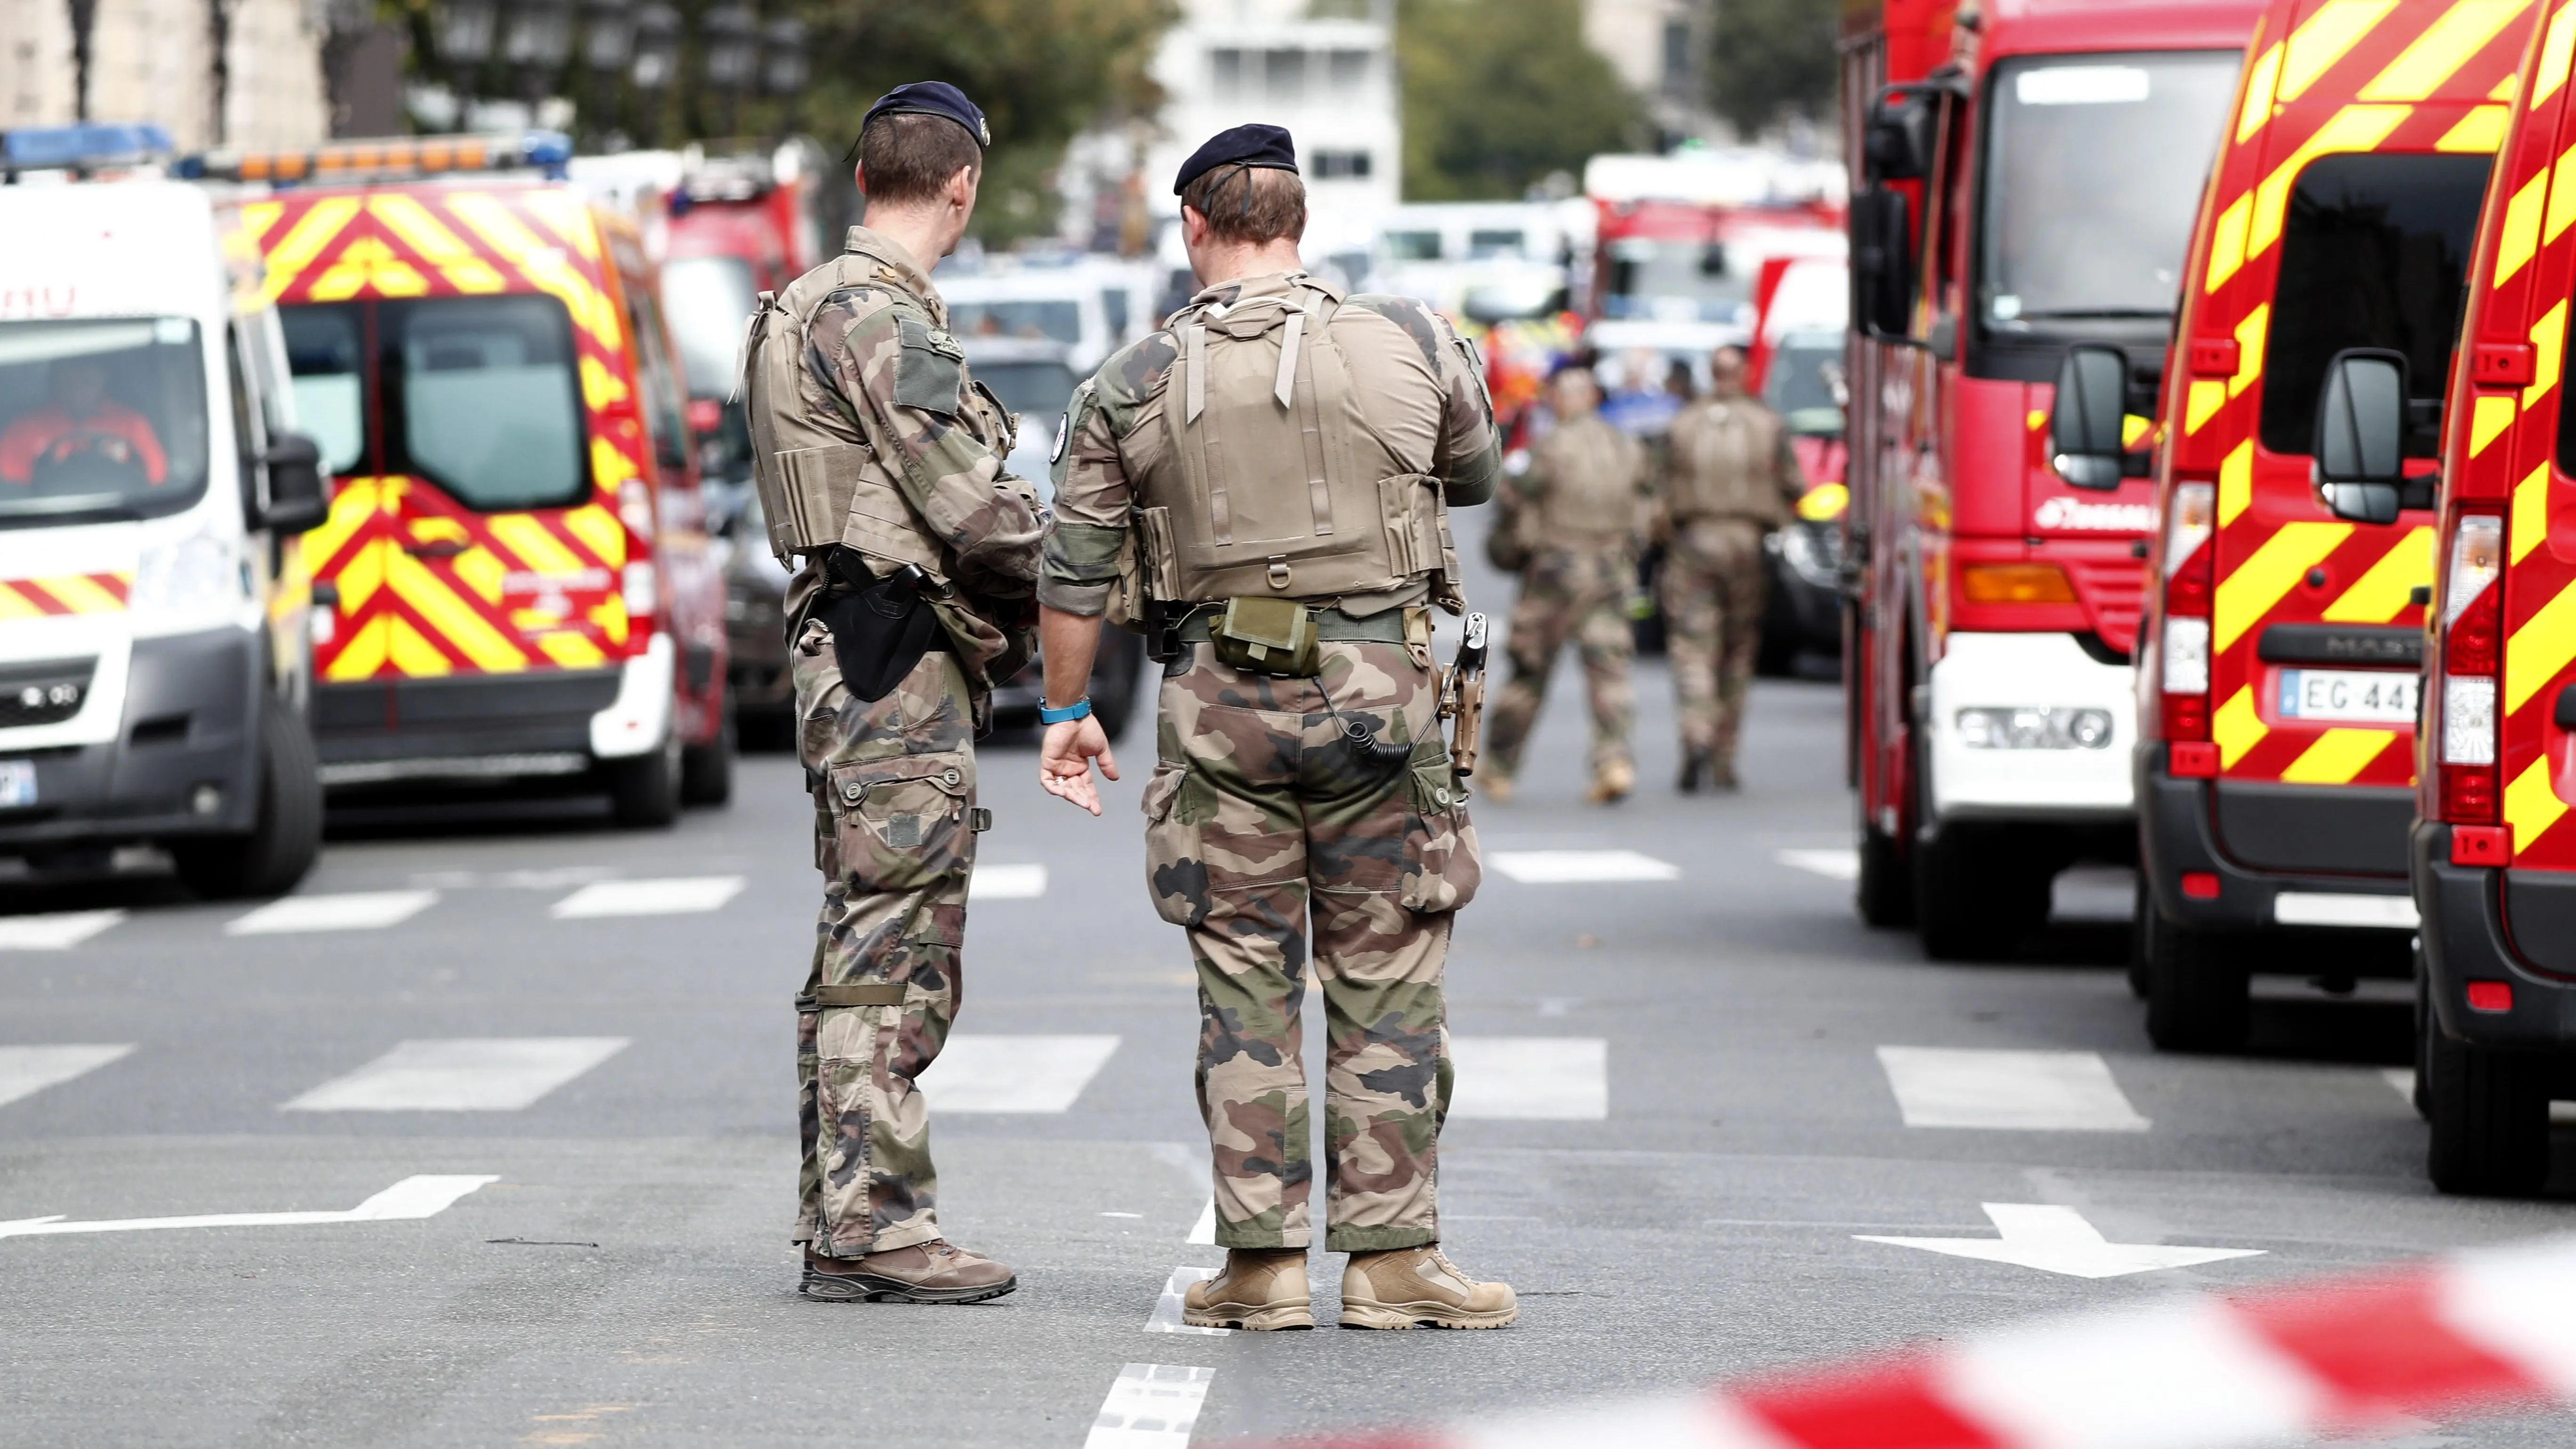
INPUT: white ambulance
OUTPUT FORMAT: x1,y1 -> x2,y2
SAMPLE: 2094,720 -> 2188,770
0,124 -> 328,895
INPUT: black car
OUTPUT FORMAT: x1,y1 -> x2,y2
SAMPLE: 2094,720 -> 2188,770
1756,330 -> 1848,675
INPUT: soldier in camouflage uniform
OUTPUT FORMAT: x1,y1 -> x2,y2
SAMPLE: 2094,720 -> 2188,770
1661,344 -> 1805,792
745,84 -> 1046,1304
1033,125 -> 1518,1331
1480,364 -> 1650,805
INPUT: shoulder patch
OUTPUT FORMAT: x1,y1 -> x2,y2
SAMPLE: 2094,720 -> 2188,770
1094,332 -> 1181,430
1344,293 -> 1444,370
894,314 -> 965,416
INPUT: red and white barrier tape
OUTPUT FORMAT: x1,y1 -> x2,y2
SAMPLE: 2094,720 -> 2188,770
1267,1236 -> 2576,1449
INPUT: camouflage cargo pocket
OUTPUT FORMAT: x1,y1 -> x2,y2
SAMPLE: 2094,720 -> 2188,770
827,752 -> 974,895
1140,762 -> 1211,927
1399,742 -> 1480,914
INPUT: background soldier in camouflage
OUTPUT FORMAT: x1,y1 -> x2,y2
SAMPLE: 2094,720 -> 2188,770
1660,344 -> 1805,792
1032,125 -> 1518,1331
772,84 -> 1046,1304
1480,364 -> 1650,805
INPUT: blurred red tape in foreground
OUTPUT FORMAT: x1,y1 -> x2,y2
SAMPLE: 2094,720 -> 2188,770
1258,1237 -> 2576,1448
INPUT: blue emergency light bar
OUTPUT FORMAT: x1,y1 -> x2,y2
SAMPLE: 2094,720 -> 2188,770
1,122 -> 175,172
177,130 -> 575,185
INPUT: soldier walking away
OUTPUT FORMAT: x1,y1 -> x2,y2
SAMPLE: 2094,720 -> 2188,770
1031,124 -> 1518,1331
1661,344 -> 1805,793
739,82 -> 1047,1304
1478,362 -> 1650,805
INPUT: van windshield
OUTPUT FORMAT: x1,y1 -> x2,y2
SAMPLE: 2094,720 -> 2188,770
0,317 -> 207,525
1978,51 -> 2241,337
662,255 -> 757,400
950,299 -> 1083,345
2261,152 -> 2492,457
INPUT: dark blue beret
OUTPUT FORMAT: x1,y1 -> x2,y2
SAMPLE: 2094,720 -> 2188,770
1174,123 -> 1297,196
863,81 -> 990,148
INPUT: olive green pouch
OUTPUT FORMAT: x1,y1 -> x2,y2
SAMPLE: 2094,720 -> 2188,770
1212,596 -> 1320,676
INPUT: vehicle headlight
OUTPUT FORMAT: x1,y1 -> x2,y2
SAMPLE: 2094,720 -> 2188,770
130,533 -> 245,628
1956,706 -> 2114,750
1779,523 -> 1839,588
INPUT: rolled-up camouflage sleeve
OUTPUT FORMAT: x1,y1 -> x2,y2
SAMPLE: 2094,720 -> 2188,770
809,293 -> 1048,589
1428,311 -> 1502,507
1040,331 -> 1176,617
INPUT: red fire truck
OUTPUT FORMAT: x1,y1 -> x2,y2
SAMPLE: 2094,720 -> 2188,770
1842,0 -> 2265,958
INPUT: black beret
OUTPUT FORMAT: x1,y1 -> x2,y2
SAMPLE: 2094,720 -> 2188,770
1173,123 -> 1297,197
862,81 -> 990,149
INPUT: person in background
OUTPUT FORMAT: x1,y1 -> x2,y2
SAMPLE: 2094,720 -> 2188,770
0,356 -> 167,486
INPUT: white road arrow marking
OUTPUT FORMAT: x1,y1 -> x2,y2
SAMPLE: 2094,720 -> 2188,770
0,1174 -> 498,1240
1856,1203 -> 2265,1279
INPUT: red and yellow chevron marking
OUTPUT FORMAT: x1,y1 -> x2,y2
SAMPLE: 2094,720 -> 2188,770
2164,0 -> 2536,792
245,181 -> 655,686
0,572 -> 130,618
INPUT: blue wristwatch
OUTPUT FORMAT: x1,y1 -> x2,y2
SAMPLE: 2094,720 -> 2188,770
1038,697 -> 1093,724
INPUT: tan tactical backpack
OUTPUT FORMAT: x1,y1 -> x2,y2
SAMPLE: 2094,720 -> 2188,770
1134,280 -> 1457,606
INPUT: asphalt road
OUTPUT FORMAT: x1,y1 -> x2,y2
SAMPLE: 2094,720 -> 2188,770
4,529 -> 2574,1447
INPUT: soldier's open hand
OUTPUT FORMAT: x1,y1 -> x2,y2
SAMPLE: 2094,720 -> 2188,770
1038,718 -> 1118,816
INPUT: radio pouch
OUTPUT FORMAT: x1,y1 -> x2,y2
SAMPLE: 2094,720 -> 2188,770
1211,596 -> 1320,677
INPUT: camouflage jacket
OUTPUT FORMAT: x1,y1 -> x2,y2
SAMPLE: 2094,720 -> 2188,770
1038,270 -> 1501,618
789,225 -> 1049,688
1498,411 -> 1651,553
1662,391 -> 1807,529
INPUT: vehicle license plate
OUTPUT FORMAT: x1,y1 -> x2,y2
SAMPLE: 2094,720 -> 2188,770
0,760 -> 35,808
2278,669 -> 2417,725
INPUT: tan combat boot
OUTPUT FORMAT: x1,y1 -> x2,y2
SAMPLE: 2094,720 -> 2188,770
799,1239 -> 1017,1304
1339,1246 -> 1518,1329
1183,1248 -> 1313,1330
1585,757 -> 1634,805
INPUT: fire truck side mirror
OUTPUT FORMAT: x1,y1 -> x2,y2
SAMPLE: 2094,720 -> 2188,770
2311,348 -> 2408,525
1851,187 -> 1915,340
2050,346 -> 2128,491
1865,91 -> 1933,182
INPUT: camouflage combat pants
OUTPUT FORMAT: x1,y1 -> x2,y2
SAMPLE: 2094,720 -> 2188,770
791,616 -> 978,1259
1661,517 -> 1768,761
1484,545 -> 1636,778
1141,639 -> 1481,1253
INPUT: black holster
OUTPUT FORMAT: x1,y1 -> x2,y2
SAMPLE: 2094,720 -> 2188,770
813,550 -> 944,702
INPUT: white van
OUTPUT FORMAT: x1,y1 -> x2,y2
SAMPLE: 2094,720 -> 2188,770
0,126 -> 329,895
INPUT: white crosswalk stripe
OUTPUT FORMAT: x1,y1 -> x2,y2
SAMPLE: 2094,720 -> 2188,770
0,1045 -> 132,1108
1876,1046 -> 2151,1131
1448,1037 -> 1608,1119
1143,1266 -> 1229,1335
0,910 -> 124,950
282,1038 -> 629,1111
1776,847 -> 1859,881
227,891 -> 438,936
929,1034 -> 1120,1113
1185,1197 -> 1216,1246
1085,1364 -> 1216,1449
1490,849 -> 1679,883
971,863 -> 1049,900
549,876 -> 745,918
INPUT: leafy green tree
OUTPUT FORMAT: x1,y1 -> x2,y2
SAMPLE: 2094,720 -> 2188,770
1399,0 -> 1642,201
1707,0 -> 1839,136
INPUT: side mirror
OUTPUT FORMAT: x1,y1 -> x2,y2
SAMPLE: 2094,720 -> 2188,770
2051,345 -> 2128,491
2311,348 -> 2408,525
1850,186 -> 1914,339
257,432 -> 328,535
1865,90 -> 1933,181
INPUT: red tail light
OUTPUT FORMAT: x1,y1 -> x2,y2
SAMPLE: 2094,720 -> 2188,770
2159,479 -> 2217,744
2439,513 -> 2504,825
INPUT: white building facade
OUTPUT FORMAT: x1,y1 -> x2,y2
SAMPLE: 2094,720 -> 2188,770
0,0 -> 327,152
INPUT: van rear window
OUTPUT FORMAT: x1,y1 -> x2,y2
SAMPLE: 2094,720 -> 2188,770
2260,152 -> 2492,458
386,296 -> 588,510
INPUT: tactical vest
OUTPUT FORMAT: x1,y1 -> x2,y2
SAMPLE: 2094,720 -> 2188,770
1667,397 -> 1790,525
740,252 -> 980,578
1531,417 -> 1644,543
1133,279 -> 1458,606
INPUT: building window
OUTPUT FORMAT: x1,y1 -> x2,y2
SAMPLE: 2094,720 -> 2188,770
1661,19 -> 1691,91
1314,150 -> 1372,179
1264,48 -> 1308,101
1210,47 -> 1243,97
1328,49 -> 1372,97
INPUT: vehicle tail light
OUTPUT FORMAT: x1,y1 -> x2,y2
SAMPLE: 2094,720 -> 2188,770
2160,480 -> 2216,743
1960,562 -> 2076,604
2467,980 -> 2513,1012
2439,513 -> 2504,824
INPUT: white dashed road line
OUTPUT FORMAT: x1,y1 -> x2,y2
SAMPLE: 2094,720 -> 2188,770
970,863 -> 1049,900
1185,1197 -> 1216,1246
0,910 -> 125,949
1448,1037 -> 1608,1119
1876,1046 -> 2151,1131
1775,847 -> 1859,881
0,1044 -> 132,1108
0,1174 -> 498,1240
1490,850 -> 1680,884
227,891 -> 439,935
928,1034 -> 1120,1113
1085,1364 -> 1216,1449
282,1038 -> 630,1111
549,876 -> 746,918
1143,1266 -> 1229,1335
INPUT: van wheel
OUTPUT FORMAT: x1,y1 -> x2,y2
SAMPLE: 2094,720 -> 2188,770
681,716 -> 735,807
606,731 -> 682,829
1915,827 -> 2048,961
170,696 -> 322,900
2141,907 -> 2248,1052
2412,959 -> 2432,1119
2425,1008 -> 2549,1195
1856,821 -> 1911,927
2127,877 -> 2150,999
